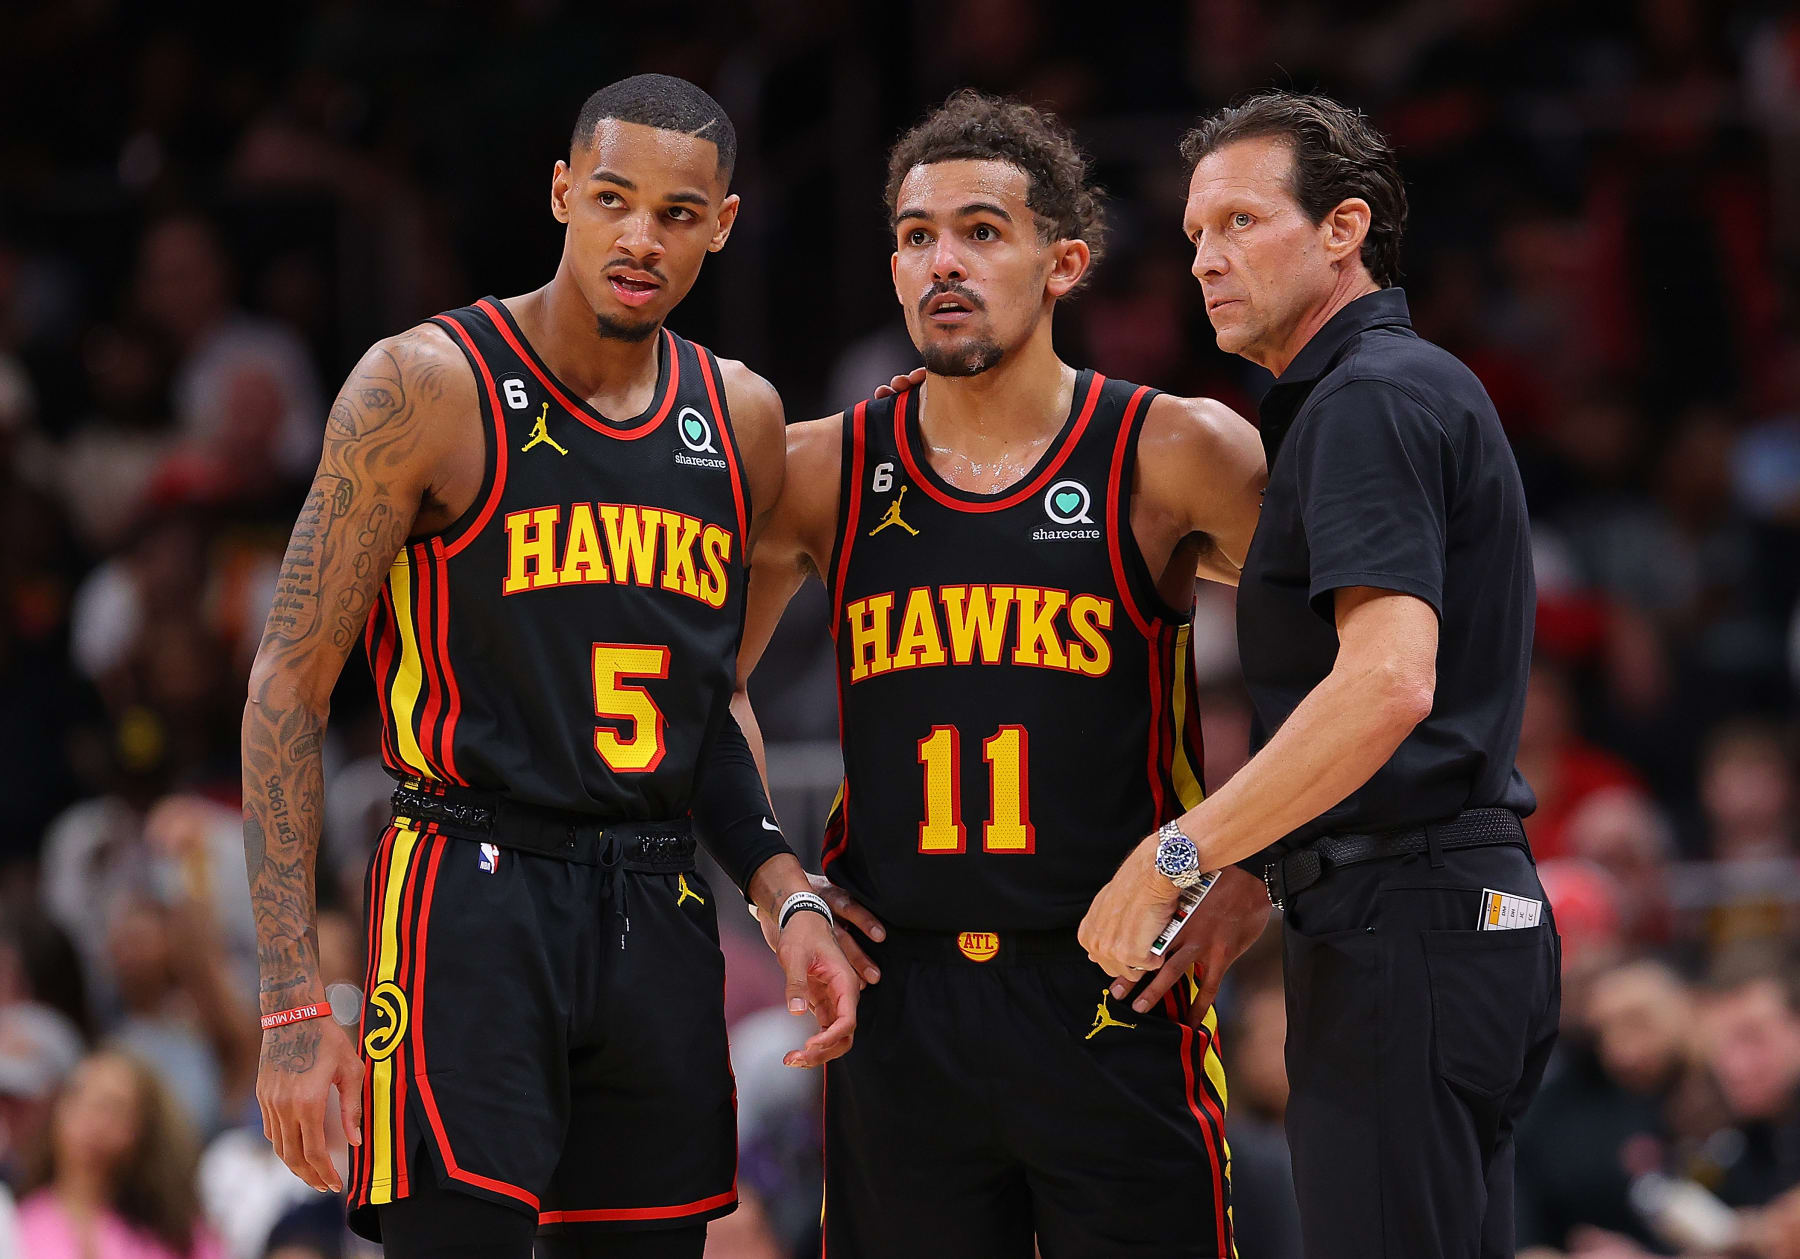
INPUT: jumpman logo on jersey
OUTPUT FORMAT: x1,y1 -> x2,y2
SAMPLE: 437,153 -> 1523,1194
676,873 -> 705,908
868,486 -> 919,537
1086,990 -> 1138,1039
520,403 -> 568,456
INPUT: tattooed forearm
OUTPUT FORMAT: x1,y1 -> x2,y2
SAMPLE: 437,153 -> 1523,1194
244,696 -> 328,1020
244,815 -> 267,883
244,327 -> 455,1054
261,1023 -> 323,1073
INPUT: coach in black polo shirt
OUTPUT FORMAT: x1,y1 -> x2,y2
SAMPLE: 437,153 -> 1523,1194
1081,91 -> 1559,1259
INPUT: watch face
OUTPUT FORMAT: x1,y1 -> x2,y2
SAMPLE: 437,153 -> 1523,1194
1156,833 -> 1199,879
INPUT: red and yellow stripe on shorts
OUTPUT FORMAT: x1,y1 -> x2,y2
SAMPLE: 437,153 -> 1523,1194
350,819 -> 428,1207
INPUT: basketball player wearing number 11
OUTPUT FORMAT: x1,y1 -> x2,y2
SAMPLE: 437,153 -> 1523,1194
738,92 -> 1271,1258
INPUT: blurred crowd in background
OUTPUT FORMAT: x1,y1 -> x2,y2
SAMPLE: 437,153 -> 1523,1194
1,1 -> 1799,1256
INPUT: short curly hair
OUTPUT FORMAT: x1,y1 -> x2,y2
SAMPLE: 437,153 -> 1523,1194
885,90 -> 1107,282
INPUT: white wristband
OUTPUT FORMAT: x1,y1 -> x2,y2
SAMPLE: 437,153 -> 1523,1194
777,890 -> 834,932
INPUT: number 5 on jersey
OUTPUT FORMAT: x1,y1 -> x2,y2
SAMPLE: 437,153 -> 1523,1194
592,643 -> 670,772
917,724 -> 1034,854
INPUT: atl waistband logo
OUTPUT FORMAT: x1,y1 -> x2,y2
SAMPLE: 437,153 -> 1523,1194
957,931 -> 1000,962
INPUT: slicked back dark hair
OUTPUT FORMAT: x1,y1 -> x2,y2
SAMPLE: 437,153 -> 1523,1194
886,90 -> 1106,287
1181,90 -> 1407,287
571,74 -> 736,183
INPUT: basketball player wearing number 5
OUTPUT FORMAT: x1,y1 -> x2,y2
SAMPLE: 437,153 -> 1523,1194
736,92 -> 1270,1258
242,76 -> 857,1259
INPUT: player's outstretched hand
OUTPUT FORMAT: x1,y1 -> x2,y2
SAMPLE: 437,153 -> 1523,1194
775,912 -> 859,1069
1112,865 -> 1270,1024
1079,836 -> 1181,983
872,366 -> 927,399
257,1016 -> 363,1193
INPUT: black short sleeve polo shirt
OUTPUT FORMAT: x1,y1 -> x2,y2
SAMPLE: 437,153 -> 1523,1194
1235,288 -> 1537,864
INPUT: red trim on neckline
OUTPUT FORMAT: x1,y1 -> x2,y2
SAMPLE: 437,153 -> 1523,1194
894,373 -> 1103,514
474,299 -> 677,440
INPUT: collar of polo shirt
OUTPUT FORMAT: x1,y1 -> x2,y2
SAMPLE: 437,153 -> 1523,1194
1257,287 -> 1416,462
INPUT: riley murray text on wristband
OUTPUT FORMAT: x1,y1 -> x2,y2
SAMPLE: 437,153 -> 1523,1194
260,1002 -> 333,1032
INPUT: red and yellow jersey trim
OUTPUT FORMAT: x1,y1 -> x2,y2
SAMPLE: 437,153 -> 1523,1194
368,544 -> 467,785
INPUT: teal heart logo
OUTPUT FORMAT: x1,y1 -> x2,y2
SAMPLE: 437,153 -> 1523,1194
1054,490 -> 1081,515
684,417 -> 704,441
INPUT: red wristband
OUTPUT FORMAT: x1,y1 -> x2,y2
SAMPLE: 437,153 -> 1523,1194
260,1001 -> 332,1031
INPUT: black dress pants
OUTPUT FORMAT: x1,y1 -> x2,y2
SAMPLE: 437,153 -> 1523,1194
1281,842 -> 1560,1259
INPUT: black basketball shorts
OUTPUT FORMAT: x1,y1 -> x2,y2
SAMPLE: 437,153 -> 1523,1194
344,813 -> 738,1241
823,928 -> 1234,1259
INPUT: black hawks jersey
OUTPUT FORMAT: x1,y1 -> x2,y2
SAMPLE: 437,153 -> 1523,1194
363,297 -> 750,820
822,370 -> 1208,931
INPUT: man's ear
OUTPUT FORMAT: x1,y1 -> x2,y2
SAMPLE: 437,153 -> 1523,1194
551,160 -> 574,225
1323,198 -> 1371,267
708,193 -> 742,253
1045,237 -> 1092,299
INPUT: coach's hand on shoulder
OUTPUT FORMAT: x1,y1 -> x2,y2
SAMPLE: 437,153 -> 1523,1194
1113,866 -> 1270,1024
872,366 -> 927,399
257,1016 -> 364,1193
775,910 -> 860,1069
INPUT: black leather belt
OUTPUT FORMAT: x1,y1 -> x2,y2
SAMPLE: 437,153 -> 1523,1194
1263,808 -> 1527,910
390,781 -> 694,872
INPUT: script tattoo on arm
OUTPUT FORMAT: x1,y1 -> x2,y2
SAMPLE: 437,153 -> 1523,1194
243,329 -> 451,1071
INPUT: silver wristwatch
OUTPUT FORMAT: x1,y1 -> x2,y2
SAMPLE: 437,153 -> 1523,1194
1152,821 -> 1207,890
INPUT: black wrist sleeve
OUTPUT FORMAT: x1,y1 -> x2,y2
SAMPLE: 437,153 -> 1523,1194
692,709 -> 793,898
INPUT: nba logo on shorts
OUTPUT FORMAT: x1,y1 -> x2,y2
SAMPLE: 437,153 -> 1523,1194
478,842 -> 501,874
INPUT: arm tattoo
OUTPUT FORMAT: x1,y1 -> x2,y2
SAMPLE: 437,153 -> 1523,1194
261,1022 -> 324,1073
244,329 -> 450,1070
266,476 -> 352,643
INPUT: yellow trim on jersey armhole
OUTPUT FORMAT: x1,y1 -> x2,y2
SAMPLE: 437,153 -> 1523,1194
385,554 -> 432,778
1170,624 -> 1205,810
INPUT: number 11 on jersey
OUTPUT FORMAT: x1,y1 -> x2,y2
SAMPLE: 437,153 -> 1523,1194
917,724 -> 1036,855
